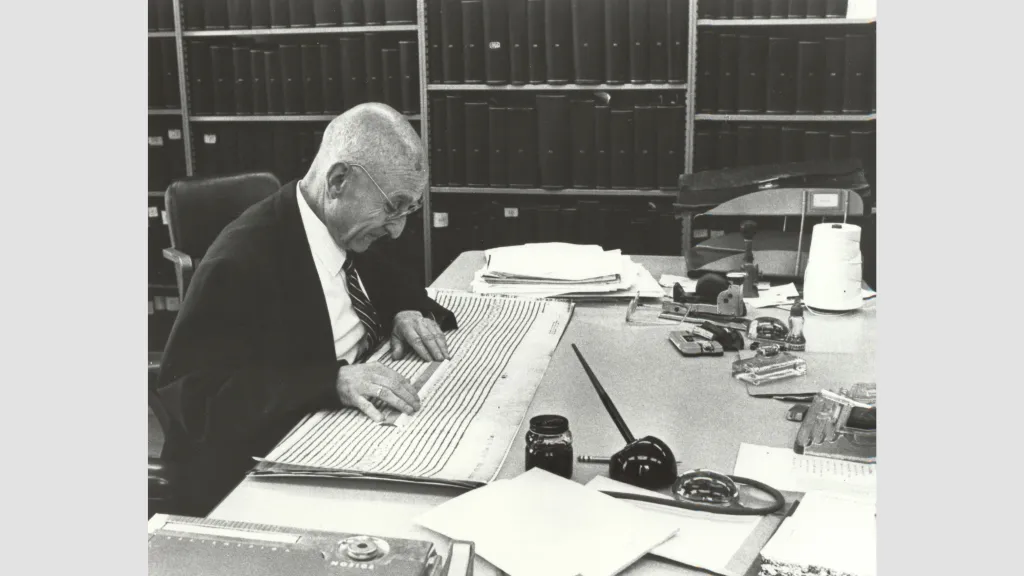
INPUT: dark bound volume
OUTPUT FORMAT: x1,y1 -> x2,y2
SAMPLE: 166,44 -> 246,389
205,0 -> 228,29
157,0 -> 175,30
428,0 -> 444,83
571,0 -> 604,84
544,0 -> 573,84
604,0 -> 629,84
648,0 -> 668,83
442,0 -> 464,82
628,0 -> 649,83
633,105 -> 656,190
822,37 -> 845,113
321,42 -> 342,113
732,0 -> 752,19
270,0 -> 290,27
149,0 -> 160,31
489,107 -> 509,186
197,129 -> 218,176
148,122 -> 167,189
184,0 -> 205,29
766,36 -> 797,113
507,107 -> 538,187
301,44 -> 323,113
341,0 -> 363,25
462,0 -> 485,83
716,33 -> 738,113
736,35 -> 768,113
430,96 -> 448,185
399,41 -> 419,114
382,48 -> 402,111
264,49 -> 284,114
252,0 -> 271,27
826,0 -> 848,17
656,105 -> 683,190
769,0 -> 787,18
577,200 -> 603,245
464,102 -> 490,186
165,122 -> 187,181
252,49 -> 268,114
693,130 -> 714,172
609,109 -> 634,189
217,126 -> 239,174
736,124 -> 758,166
280,44 -> 303,114
667,0 -> 687,83
314,0 -> 340,25
803,130 -> 829,161
570,100 -> 596,188
758,124 -> 780,164
363,0 -> 385,24
536,95 -> 571,189
526,0 -> 546,83
211,45 -> 236,115
829,132 -> 850,160
160,39 -> 180,108
149,41 -> 163,108
233,46 -> 254,114
849,128 -> 875,183
594,105 -> 611,188
779,126 -> 802,162
340,37 -> 366,107
445,96 -> 466,185
718,0 -> 733,18
271,126 -> 294,180
806,0 -> 826,18
698,0 -> 715,18
364,33 -> 383,101
696,31 -> 717,112
228,0 -> 252,28
290,0 -> 315,27
716,125 -> 736,169
787,0 -> 806,18
843,34 -> 872,113
795,40 -> 824,113
752,0 -> 770,18
385,0 -> 417,23
508,0 -> 529,84
483,0 -> 510,84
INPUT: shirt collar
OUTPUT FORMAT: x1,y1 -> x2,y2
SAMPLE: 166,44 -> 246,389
296,184 -> 347,277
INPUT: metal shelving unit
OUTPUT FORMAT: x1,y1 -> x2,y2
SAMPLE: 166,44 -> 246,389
148,31 -> 175,38
697,18 -> 875,26
431,186 -> 677,198
181,24 -> 419,38
417,0 -> 433,282
148,109 -> 183,116
427,83 -> 688,91
695,113 -> 876,122
191,114 -> 421,122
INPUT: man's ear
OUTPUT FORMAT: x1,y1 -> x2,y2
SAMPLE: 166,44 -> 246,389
325,162 -> 351,198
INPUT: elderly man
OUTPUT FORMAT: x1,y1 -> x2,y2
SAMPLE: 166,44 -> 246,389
156,103 -> 456,515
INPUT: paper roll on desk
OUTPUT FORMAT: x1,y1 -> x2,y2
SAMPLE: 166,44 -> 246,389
803,223 -> 864,312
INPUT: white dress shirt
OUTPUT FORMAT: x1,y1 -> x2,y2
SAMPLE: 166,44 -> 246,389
296,185 -> 369,364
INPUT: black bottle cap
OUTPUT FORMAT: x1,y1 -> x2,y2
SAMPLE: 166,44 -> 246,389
529,415 -> 569,435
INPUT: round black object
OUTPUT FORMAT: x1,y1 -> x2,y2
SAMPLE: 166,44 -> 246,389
610,436 -> 679,490
695,273 -> 729,303
529,415 -> 569,435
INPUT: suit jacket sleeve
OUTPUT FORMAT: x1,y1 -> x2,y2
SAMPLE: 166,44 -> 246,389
157,257 -> 343,451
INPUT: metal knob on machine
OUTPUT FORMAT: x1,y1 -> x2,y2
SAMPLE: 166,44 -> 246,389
340,536 -> 388,561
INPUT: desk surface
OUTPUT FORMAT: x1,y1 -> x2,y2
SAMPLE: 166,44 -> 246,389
210,252 -> 876,575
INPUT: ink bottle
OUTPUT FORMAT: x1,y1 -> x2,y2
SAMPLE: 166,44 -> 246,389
525,415 -> 573,479
786,299 -> 807,352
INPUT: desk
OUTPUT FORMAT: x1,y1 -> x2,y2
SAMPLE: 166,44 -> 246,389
210,252 -> 876,575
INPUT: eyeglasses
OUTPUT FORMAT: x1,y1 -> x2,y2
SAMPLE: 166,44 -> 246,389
349,163 -> 423,220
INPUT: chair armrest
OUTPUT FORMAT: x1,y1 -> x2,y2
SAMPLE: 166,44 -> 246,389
149,456 -> 182,500
163,247 -> 194,299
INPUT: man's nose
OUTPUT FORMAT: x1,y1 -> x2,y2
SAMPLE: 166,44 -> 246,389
385,217 -> 406,239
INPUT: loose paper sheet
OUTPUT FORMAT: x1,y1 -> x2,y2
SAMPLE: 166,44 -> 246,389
734,444 -> 876,498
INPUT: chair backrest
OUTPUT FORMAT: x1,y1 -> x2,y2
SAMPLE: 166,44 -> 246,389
164,172 -> 281,262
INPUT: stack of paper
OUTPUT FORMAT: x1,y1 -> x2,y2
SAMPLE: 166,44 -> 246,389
416,468 -> 679,576
471,243 -> 664,299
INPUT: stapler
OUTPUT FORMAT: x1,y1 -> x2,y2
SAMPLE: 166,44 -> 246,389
794,383 -> 876,463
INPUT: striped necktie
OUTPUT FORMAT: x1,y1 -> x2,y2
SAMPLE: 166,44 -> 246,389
342,257 -> 384,353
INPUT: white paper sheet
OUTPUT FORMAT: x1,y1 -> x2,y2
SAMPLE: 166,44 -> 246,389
733,444 -> 876,498
416,468 -> 679,576
585,476 -> 761,576
484,243 -> 624,282
658,274 -> 697,291
744,283 -> 801,309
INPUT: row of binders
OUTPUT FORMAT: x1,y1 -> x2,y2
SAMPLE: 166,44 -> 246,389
187,36 -> 420,116
699,0 -> 850,19
149,118 -> 188,191
693,123 -> 876,177
149,39 -> 181,109
148,0 -> 176,31
428,0 -> 689,85
431,198 -> 681,275
431,94 -> 687,190
193,123 -> 333,181
148,195 -> 175,286
697,30 -> 875,114
179,0 -> 418,30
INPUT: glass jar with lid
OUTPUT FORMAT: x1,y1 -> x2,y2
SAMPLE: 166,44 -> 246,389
525,414 -> 573,479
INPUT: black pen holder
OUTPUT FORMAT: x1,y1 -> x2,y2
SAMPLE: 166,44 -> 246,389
610,436 -> 679,490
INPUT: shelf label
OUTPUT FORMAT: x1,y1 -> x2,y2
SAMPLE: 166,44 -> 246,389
148,206 -> 159,218
166,297 -> 181,312
167,129 -> 182,140
148,300 -> 155,315
503,208 -> 519,218
204,134 -> 217,144
154,296 -> 166,311
433,212 -> 449,228
148,136 -> 164,147
710,230 -> 726,238
694,229 -> 710,240
811,192 -> 840,208
161,210 -> 169,225
489,42 -> 501,50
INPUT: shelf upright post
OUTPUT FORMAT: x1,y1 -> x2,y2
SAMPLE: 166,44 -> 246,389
418,0 -> 434,283
171,0 -> 194,176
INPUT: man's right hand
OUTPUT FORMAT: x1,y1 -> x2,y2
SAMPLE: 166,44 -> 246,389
335,363 -> 421,423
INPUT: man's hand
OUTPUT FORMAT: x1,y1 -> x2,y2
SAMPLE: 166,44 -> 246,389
391,311 -> 450,361
335,363 -> 421,423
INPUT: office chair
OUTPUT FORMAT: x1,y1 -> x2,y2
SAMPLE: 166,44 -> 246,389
149,172 -> 281,517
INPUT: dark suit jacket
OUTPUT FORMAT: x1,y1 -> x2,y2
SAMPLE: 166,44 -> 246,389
156,181 -> 456,514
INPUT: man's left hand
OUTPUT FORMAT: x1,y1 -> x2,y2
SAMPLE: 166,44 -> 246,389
391,311 -> 450,361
